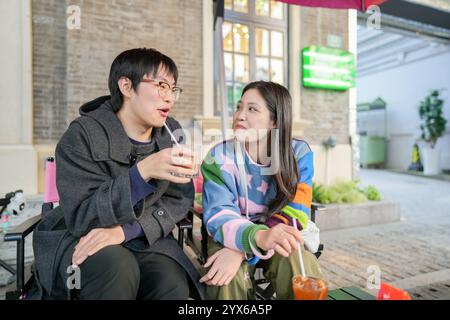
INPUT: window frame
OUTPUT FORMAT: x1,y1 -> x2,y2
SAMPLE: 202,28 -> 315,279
215,0 -> 289,115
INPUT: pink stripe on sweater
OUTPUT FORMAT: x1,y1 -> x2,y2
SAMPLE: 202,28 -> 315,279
238,197 -> 268,215
222,219 -> 250,250
206,209 -> 242,236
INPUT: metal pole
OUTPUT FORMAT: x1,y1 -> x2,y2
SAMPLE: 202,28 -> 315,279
0,259 -> 16,275
214,16 -> 230,139
17,239 -> 24,293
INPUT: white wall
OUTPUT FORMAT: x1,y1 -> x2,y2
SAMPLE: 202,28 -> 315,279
0,0 -> 37,195
357,50 -> 450,170
0,0 -> 33,145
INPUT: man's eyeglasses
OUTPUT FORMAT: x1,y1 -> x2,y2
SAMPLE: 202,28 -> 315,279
140,79 -> 183,101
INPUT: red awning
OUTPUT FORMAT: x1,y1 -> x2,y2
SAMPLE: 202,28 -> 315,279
276,0 -> 389,11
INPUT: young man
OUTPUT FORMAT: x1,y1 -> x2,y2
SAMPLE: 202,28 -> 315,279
30,48 -> 203,300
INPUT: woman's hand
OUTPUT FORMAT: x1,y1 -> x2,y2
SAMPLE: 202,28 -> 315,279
137,146 -> 198,184
199,247 -> 245,286
254,223 -> 304,258
72,226 -> 125,266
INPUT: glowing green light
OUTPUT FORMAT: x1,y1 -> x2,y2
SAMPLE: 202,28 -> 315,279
302,46 -> 356,90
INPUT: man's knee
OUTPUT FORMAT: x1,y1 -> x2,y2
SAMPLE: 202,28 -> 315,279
152,270 -> 190,300
138,254 -> 190,300
79,245 -> 140,299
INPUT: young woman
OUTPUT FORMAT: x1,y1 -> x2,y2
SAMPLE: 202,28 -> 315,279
200,81 -> 323,300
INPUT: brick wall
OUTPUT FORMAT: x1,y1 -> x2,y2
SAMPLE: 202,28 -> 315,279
33,0 -> 203,143
32,0 -> 68,144
299,7 -> 350,145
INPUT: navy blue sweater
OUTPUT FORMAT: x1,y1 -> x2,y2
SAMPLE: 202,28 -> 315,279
121,138 -> 157,242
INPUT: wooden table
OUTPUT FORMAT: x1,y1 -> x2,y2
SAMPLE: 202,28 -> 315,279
328,287 -> 376,300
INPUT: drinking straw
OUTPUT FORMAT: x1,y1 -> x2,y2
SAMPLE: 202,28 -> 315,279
163,122 -> 180,147
292,219 -> 307,277
163,122 -> 198,178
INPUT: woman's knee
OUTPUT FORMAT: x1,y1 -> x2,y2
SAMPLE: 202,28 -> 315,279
302,250 -> 323,278
266,249 -> 322,282
206,265 -> 254,300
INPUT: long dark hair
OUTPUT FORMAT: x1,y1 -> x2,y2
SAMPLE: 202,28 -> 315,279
241,81 -> 299,217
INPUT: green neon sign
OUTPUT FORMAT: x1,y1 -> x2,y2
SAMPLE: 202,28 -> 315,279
302,46 -> 355,90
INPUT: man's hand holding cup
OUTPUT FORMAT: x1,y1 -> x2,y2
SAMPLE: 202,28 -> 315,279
137,146 -> 198,184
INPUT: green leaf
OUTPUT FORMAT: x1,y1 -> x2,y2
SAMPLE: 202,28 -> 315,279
418,90 -> 447,147
312,180 -> 381,204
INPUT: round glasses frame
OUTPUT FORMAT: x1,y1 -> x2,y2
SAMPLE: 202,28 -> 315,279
140,79 -> 183,101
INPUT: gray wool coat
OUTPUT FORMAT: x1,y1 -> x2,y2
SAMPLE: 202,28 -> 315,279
30,96 -> 204,299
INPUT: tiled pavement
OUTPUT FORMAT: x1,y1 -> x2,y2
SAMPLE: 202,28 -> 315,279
318,169 -> 450,299
1,169 -> 449,299
407,281 -> 450,300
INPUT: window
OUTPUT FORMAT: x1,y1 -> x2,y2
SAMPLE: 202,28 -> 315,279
216,0 -> 288,114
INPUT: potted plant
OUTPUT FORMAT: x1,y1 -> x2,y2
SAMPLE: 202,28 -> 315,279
418,90 -> 447,175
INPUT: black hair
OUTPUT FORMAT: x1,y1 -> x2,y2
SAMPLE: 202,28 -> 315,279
241,81 -> 299,217
108,48 -> 178,111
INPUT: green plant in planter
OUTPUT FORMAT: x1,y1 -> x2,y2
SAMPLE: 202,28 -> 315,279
363,185 -> 381,201
419,90 -> 447,149
312,181 -> 381,204
312,182 -> 330,204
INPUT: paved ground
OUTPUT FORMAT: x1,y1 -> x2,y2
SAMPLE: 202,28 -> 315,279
318,169 -> 450,299
1,169 -> 449,299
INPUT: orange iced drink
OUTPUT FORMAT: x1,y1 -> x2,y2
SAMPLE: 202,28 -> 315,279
292,275 -> 328,300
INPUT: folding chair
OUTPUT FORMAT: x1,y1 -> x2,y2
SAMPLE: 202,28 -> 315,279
2,157 -> 57,300
0,190 -> 26,287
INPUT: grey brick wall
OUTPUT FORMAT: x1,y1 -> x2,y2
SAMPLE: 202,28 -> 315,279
299,7 -> 350,145
32,1 -> 351,146
32,0 -> 68,144
33,0 -> 203,143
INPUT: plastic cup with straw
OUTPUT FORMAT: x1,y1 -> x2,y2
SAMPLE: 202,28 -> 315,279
163,122 -> 198,178
291,218 -> 328,300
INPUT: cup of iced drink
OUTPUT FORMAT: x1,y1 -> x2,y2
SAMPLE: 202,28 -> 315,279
292,275 -> 328,300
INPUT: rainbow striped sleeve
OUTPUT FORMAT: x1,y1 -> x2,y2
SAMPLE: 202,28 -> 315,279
280,140 -> 314,230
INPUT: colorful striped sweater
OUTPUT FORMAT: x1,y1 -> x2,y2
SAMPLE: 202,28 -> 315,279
201,138 -> 313,261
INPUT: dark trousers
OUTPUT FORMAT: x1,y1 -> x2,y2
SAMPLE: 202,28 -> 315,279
77,245 -> 190,300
